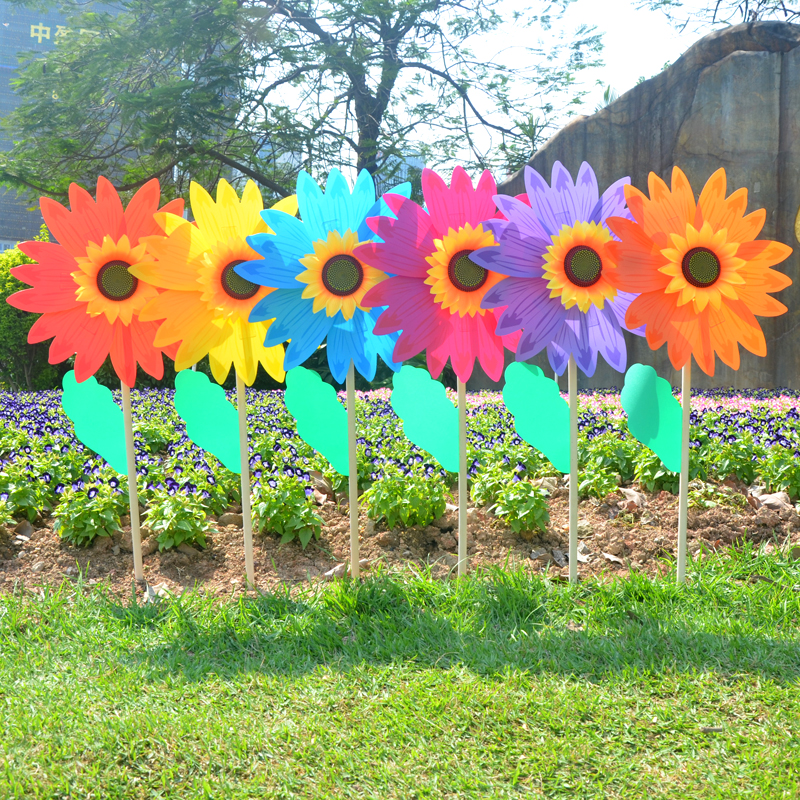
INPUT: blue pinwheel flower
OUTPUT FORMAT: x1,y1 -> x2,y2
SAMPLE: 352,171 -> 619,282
235,168 -> 410,383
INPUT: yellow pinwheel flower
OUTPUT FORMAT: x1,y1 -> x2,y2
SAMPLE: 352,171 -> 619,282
131,179 -> 298,385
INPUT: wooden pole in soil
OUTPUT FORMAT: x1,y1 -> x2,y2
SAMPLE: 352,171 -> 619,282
236,371 -> 255,588
568,356 -> 578,584
457,378 -> 468,577
121,382 -> 144,583
677,360 -> 692,584
346,361 -> 360,579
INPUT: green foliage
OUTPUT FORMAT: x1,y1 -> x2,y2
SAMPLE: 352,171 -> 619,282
53,485 -> 127,547
634,446 -> 706,494
252,475 -> 322,549
581,433 -> 638,485
0,230 -> 61,391
577,464 -> 619,500
634,449 -> 679,494
688,481 -> 747,510
135,420 -> 174,455
362,468 -> 447,530
760,449 -> 800,500
146,492 -> 211,551
0,465 -> 54,521
471,462 -> 509,508
491,480 -> 550,534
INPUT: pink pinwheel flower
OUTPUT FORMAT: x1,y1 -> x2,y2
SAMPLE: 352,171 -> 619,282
356,167 -> 515,382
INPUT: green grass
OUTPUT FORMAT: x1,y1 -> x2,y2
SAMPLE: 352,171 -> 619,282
2,546 -> 800,798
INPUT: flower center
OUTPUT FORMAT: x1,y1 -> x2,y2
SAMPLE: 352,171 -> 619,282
221,260 -> 259,300
564,246 -> 602,287
447,250 -> 487,293
681,247 -> 720,288
97,260 -> 138,301
322,255 -> 363,297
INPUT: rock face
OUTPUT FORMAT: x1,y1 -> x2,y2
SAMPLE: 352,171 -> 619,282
479,22 -> 800,391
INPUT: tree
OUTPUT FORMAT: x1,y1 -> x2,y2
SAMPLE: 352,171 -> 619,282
0,0 -> 602,204
642,1 -> 800,29
0,230 -> 62,391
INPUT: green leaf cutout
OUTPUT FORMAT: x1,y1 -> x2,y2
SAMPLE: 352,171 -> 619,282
390,366 -> 458,473
503,362 -> 570,473
61,370 -> 127,475
174,370 -> 241,474
620,363 -> 682,473
285,367 -> 349,475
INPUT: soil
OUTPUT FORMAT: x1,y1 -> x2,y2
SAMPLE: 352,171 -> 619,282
3,481 -> 800,602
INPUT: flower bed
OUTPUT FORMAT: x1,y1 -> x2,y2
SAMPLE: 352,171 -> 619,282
1,386 -> 799,596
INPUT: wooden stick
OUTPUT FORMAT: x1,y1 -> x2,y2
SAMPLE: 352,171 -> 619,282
568,356 -> 578,584
236,371 -> 255,588
346,361 -> 360,579
677,360 -> 692,584
121,382 -> 144,583
457,378 -> 468,577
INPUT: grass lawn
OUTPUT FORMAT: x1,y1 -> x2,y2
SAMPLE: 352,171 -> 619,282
1,548 -> 800,799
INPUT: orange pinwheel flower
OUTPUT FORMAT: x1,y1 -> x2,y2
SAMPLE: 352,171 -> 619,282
607,167 -> 792,376
7,178 -> 184,387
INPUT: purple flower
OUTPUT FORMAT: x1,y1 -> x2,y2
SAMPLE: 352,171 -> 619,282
472,161 -> 644,376
87,487 -> 99,499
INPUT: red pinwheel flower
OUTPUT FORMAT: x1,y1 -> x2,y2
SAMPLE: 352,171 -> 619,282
7,178 -> 183,387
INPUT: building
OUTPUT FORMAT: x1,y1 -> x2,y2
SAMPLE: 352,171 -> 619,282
0,3 -> 117,248
0,2 -> 73,248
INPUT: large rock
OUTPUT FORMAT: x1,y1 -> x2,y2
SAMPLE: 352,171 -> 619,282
472,22 -> 800,391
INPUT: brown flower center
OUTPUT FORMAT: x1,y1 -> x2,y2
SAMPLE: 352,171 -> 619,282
97,260 -> 138,301
564,246 -> 602,287
322,255 -> 363,297
221,260 -> 260,300
681,247 -> 720,288
447,250 -> 487,293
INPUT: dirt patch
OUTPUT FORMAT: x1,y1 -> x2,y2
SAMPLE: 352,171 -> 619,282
3,485 -> 799,601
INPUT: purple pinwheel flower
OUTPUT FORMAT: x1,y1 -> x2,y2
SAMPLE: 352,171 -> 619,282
471,161 -> 643,376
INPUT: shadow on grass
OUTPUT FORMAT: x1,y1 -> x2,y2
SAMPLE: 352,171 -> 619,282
102,557 -> 800,684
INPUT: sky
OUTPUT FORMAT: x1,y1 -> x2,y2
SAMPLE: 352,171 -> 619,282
446,0 -> 715,173
562,0 -> 707,109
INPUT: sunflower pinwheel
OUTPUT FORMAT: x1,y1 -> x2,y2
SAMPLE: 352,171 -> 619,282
8,177 -> 183,387
607,166 -> 792,584
471,161 -> 643,377
607,167 -> 792,376
131,179 -> 297,385
234,168 -> 405,382
355,167 -> 511,383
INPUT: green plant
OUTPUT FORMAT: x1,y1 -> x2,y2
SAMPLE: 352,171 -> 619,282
135,420 -> 174,454
634,447 -> 706,494
53,485 -> 127,547
707,434 -> 761,485
581,434 -> 638,485
146,492 -> 211,551
760,449 -> 800,499
362,469 -> 446,530
0,471 -> 53,522
491,479 -> 550,534
471,462 -> 509,508
577,464 -> 619,500
0,498 -> 14,528
252,475 -> 322,548
688,481 -> 747,510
